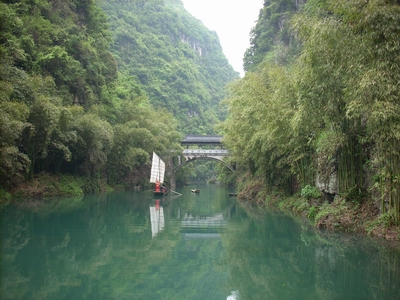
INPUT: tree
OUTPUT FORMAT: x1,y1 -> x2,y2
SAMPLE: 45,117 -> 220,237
0,102 -> 31,188
101,0 -> 238,134
72,113 -> 114,181
224,0 -> 400,223
243,0 -> 302,72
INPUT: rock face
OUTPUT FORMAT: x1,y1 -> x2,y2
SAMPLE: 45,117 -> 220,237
181,35 -> 203,56
316,169 -> 338,202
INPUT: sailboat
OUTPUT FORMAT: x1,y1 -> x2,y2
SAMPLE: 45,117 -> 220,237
150,152 -> 168,196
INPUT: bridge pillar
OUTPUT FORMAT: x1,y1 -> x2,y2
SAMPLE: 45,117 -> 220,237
168,156 -> 176,191
170,176 -> 176,191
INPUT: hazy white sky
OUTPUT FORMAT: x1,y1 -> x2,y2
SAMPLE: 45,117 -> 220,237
181,0 -> 263,76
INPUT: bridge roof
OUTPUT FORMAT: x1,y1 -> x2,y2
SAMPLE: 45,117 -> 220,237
181,134 -> 222,145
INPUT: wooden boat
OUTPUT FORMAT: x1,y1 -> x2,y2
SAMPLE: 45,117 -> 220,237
191,189 -> 200,193
153,191 -> 167,196
150,152 -> 168,196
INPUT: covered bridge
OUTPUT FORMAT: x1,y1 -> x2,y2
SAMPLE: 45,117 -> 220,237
181,134 -> 223,148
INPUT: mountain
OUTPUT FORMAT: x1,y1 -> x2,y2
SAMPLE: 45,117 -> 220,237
0,0 -> 238,194
101,0 -> 239,134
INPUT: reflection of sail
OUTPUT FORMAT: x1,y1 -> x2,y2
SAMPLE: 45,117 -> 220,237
150,201 -> 164,238
227,290 -> 240,300
150,152 -> 165,183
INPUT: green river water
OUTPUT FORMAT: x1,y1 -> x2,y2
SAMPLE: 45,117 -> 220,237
1,184 -> 400,300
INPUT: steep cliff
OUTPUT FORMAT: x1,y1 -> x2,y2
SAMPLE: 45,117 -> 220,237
101,0 -> 239,134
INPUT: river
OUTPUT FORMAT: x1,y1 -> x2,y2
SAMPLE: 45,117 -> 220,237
1,184 -> 400,299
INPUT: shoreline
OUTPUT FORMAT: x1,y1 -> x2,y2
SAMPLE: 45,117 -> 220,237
0,173 -> 114,207
236,182 -> 400,242
3,174 -> 399,241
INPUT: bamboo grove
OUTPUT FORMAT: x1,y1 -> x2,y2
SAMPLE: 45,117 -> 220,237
221,0 -> 400,223
0,0 -> 236,196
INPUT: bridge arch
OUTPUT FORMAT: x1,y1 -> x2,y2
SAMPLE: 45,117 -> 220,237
168,134 -> 234,190
173,156 -> 235,173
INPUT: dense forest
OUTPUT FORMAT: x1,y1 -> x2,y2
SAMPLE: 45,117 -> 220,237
0,0 -> 237,198
100,0 -> 238,133
220,0 -> 400,229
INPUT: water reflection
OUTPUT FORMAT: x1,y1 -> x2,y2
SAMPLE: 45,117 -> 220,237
225,203 -> 400,300
1,186 -> 400,299
150,199 -> 165,238
226,290 -> 240,300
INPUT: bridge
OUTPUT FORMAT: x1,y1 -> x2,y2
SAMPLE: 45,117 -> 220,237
167,134 -> 233,190
181,134 -> 223,147
174,135 -> 233,172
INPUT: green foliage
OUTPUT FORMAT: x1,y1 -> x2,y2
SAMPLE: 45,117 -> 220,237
101,0 -> 238,133
222,0 -> 400,223
0,0 -> 190,194
307,206 -> 319,220
58,174 -> 85,196
244,0 -> 302,71
301,185 -> 321,200
0,101 -> 31,187
72,113 -> 114,178
366,210 -> 398,234
344,186 -> 365,205
220,62 -> 306,194
0,188 -> 12,206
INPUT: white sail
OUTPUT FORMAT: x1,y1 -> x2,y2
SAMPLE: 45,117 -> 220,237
150,152 -> 165,183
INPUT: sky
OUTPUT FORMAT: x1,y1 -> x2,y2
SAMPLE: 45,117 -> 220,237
181,0 -> 264,76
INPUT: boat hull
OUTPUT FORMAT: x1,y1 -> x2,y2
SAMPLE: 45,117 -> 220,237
153,191 -> 168,196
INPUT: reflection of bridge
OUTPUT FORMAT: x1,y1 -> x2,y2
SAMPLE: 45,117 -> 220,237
180,203 -> 236,242
181,213 -> 227,231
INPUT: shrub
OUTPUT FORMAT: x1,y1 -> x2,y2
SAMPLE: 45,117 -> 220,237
308,206 -> 319,220
301,185 -> 321,200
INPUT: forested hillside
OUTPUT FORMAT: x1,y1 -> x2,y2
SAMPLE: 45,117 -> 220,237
221,0 -> 400,231
0,0 -> 236,198
101,0 -> 238,133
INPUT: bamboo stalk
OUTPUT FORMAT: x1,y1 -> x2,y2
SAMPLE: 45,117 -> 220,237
170,190 -> 182,196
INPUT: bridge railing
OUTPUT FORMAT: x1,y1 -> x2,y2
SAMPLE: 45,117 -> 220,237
183,149 -> 229,157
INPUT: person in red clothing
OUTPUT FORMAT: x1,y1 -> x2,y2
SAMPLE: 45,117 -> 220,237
155,180 -> 160,192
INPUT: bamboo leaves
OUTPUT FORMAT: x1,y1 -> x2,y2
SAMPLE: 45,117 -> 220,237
0,0 -> 184,192
223,0 -> 400,218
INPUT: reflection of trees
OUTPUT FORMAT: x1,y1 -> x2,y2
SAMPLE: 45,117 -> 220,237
1,187 -> 232,299
1,191 -> 181,299
1,210 -> 31,299
145,185 -> 233,300
2,190 -> 400,299
224,203 -> 400,300
313,233 -> 400,300
223,207 -> 319,300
